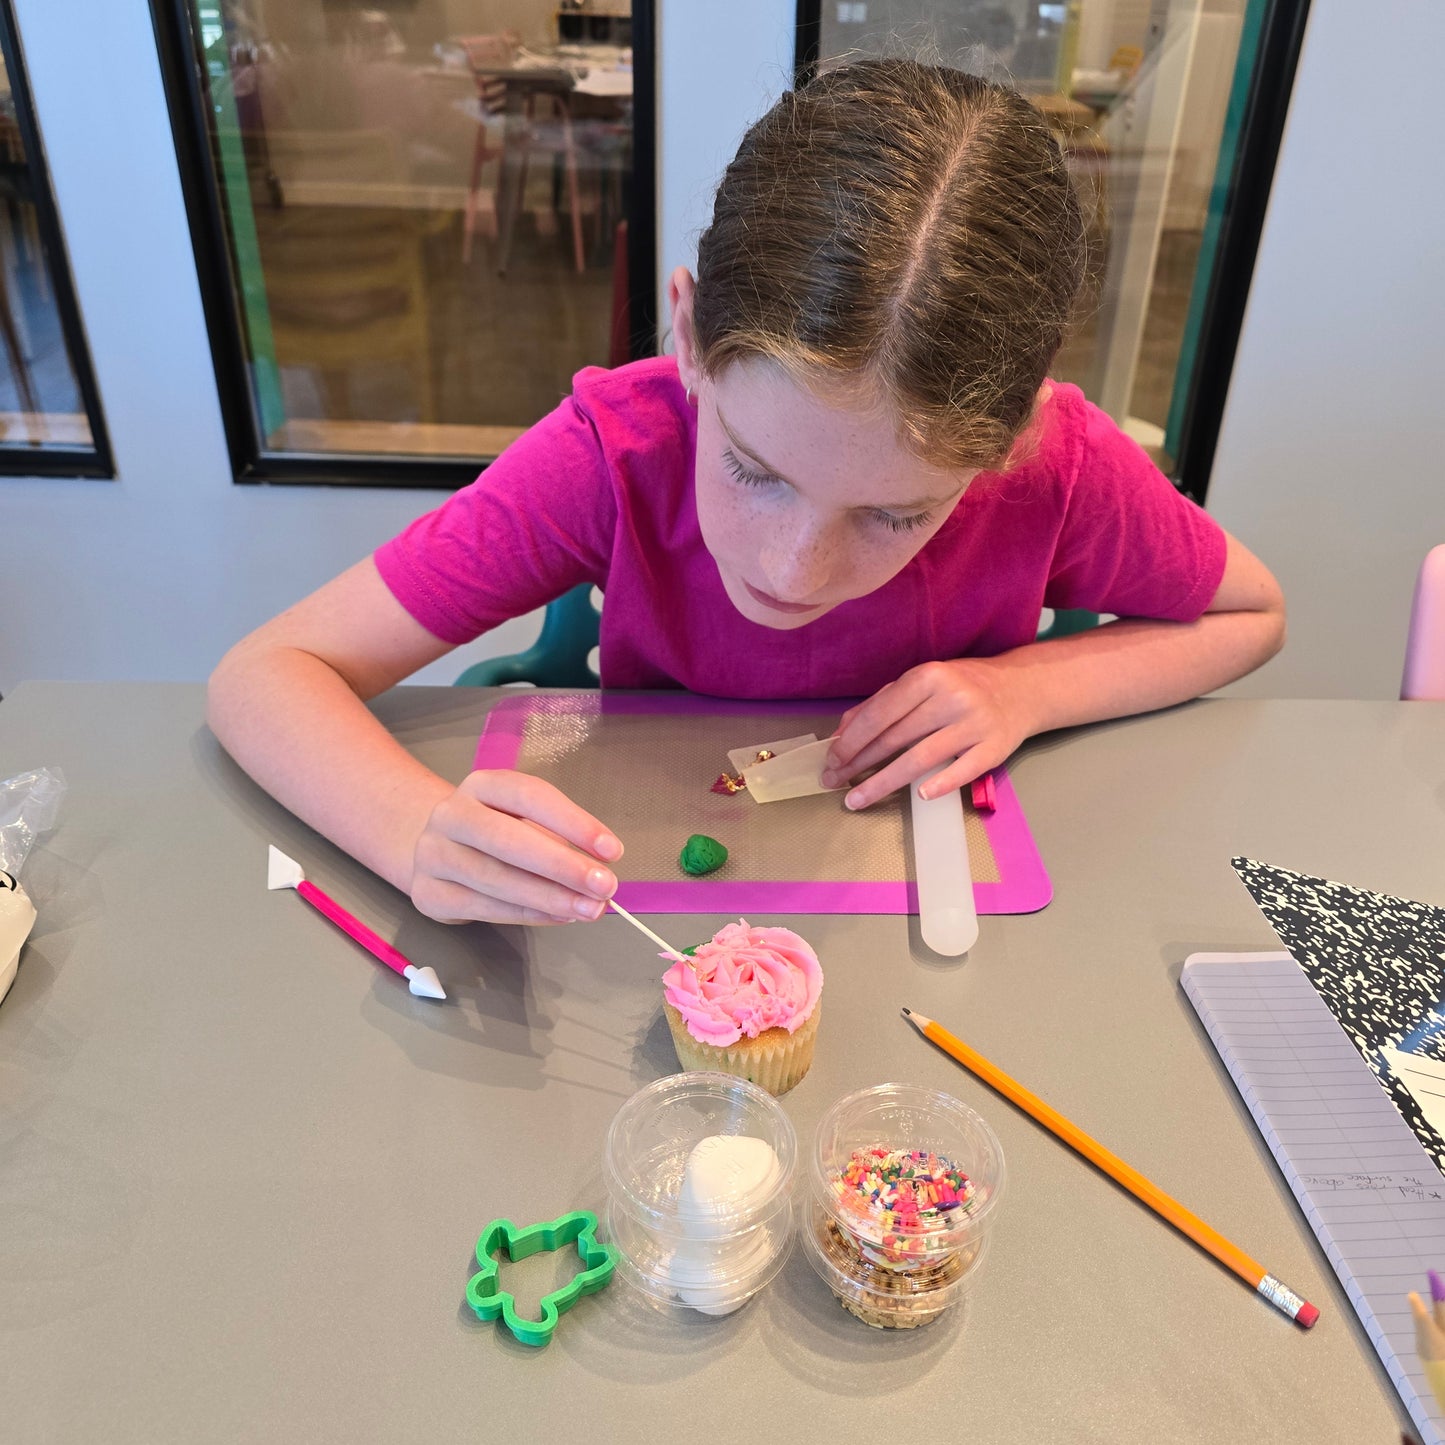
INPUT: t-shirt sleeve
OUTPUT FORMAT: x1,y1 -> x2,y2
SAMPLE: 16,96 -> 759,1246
1044,394 -> 1227,621
373,394 -> 617,645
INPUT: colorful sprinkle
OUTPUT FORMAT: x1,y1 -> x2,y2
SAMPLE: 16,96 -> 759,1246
829,1147 -> 976,1261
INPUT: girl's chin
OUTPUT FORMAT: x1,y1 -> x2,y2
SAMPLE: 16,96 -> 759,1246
745,605 -> 829,631
720,574 -> 833,630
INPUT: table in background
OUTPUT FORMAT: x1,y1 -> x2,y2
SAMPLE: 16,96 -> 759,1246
2,682 -> 1441,1442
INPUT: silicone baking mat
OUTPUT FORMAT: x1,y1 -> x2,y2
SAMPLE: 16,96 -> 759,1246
474,694 -> 1051,915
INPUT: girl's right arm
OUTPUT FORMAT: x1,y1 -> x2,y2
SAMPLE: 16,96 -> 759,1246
207,557 -> 622,926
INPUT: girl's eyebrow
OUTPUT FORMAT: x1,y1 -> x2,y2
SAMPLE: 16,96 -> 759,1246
715,403 -> 964,511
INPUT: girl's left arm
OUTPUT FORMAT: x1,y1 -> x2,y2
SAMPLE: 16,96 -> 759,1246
824,531 -> 1285,808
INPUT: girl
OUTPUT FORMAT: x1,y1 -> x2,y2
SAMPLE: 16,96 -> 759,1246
209,60 -> 1284,929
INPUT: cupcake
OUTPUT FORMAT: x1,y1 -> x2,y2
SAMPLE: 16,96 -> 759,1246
660,919 -> 823,1095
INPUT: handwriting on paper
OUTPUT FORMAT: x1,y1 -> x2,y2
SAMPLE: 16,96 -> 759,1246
1298,1172 -> 1445,1201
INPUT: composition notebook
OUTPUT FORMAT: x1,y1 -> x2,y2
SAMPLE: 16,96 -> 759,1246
1181,952 -> 1445,1445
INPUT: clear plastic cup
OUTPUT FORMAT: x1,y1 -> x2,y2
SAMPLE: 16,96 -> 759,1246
800,1082 -> 1005,1329
603,1072 -> 797,1315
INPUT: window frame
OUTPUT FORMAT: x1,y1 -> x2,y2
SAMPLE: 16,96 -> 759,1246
791,0 -> 1311,506
0,0 -> 113,479
149,0 -> 658,490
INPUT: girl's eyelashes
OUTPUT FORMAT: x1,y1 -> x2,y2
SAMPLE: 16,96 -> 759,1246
869,508 -> 935,534
721,446 -> 933,533
721,448 -> 778,488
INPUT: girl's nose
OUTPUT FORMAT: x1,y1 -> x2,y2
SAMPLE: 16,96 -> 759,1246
758,520 -> 838,603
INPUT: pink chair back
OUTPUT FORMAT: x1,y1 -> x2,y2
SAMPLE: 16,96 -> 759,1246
455,33 -> 517,116
1402,543 -> 1445,699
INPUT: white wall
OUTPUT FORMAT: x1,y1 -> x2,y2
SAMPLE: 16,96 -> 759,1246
656,1 -> 793,336
1206,0 -> 1445,698
0,0 -> 792,694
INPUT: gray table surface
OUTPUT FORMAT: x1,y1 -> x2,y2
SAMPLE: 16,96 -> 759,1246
3,681 -> 1442,1443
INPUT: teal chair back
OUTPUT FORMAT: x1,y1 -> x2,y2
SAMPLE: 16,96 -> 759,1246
453,591 -> 1096,689
1037,607 -> 1099,641
454,584 -> 601,688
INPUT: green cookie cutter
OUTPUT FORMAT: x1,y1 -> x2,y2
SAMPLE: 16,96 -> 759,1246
465,1209 -> 616,1347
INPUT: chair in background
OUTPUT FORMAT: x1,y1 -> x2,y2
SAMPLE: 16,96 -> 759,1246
1038,608 -> 1099,640
455,585 -> 600,688
456,34 -> 586,275
1402,544 -> 1445,700
456,33 -> 513,265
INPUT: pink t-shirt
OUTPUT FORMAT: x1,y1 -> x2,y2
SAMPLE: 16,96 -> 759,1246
375,357 -> 1226,699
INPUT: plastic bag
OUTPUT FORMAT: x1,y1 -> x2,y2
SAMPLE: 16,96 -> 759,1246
0,766 -> 66,1006
0,766 -> 66,877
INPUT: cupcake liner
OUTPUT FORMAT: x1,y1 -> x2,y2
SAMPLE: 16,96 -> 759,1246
663,1002 -> 820,1096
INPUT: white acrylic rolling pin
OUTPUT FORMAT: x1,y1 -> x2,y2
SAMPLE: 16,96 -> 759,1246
909,766 -> 979,956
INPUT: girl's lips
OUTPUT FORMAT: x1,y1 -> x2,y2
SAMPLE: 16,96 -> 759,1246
743,579 -> 822,614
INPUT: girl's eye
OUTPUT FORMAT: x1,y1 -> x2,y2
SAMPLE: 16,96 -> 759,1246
721,447 -> 932,533
869,508 -> 935,534
722,449 -> 779,488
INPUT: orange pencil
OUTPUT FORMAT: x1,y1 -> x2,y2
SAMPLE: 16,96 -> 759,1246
902,1006 -> 1319,1327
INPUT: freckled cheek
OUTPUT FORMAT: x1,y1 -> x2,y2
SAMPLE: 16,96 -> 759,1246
831,528 -> 938,601
695,469 -> 767,570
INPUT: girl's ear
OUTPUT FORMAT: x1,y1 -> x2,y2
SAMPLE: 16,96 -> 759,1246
1001,382 -> 1054,470
668,266 -> 701,394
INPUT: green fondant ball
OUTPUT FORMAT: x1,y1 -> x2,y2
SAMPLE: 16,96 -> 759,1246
678,834 -> 728,876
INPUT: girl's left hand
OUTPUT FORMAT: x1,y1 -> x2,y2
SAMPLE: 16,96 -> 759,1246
821,658 -> 1036,809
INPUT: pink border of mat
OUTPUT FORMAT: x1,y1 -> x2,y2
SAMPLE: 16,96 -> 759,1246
473,694 -> 1052,915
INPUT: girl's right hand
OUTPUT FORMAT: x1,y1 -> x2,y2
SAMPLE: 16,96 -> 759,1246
409,770 -> 623,926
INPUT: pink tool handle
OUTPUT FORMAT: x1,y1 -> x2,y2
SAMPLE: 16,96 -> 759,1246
297,879 -> 412,977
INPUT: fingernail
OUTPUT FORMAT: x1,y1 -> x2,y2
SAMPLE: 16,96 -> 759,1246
575,896 -> 605,919
845,790 -> 864,811
595,834 -> 623,861
586,867 -> 615,898
917,784 -> 932,802
820,769 -> 837,788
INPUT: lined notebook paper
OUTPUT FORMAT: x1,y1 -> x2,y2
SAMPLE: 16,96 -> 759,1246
1182,951 -> 1445,1445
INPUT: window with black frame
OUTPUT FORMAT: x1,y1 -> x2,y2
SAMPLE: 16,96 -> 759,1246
155,0 -> 655,488
0,3 -> 111,476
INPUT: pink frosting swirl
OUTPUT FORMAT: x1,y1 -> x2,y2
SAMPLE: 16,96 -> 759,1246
662,919 -> 823,1047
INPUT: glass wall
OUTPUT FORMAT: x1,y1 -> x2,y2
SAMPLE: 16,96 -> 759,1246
165,0 -> 645,475
0,3 -> 109,472
816,0 -> 1279,494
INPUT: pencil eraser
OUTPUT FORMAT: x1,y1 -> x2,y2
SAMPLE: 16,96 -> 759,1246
1295,1301 -> 1319,1328
970,775 -> 997,812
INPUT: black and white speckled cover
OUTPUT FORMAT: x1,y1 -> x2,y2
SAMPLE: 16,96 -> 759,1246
1233,857 -> 1445,1175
